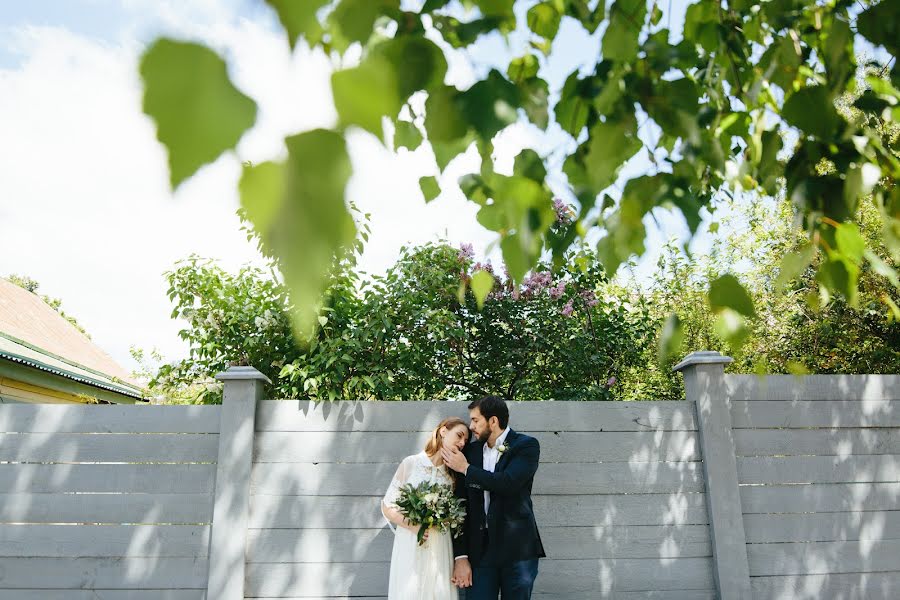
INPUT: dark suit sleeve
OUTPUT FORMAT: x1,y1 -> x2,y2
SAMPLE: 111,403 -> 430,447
452,448 -> 471,559
464,437 -> 540,495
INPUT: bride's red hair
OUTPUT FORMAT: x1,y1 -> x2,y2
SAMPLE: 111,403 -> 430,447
424,417 -> 468,457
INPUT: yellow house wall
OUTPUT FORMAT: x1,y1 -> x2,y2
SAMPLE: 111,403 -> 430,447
0,376 -> 91,404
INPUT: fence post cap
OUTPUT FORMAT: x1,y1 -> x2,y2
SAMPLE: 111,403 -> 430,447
672,351 -> 733,372
215,365 -> 272,384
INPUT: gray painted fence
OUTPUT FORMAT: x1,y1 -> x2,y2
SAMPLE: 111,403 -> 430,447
0,351 -> 897,599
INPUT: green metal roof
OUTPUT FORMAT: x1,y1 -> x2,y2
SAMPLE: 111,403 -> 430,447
0,332 -> 144,399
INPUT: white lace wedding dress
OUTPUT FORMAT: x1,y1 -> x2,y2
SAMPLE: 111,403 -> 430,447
381,451 -> 459,600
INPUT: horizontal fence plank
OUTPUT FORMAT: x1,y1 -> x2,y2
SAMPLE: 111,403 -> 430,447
242,595 -> 716,600
740,483 -> 900,514
750,572 -> 900,599
248,493 -> 709,529
0,405 -> 221,433
0,493 -> 213,524
244,558 -> 715,596
737,455 -> 900,485
748,540 -> 900,576
245,525 -> 711,563
0,433 -> 219,463
0,464 -> 216,494
6,592 -> 206,600
725,374 -> 900,401
744,511 -> 900,543
730,401 -> 899,428
250,462 -> 704,496
0,524 -> 210,557
253,431 -> 700,463
734,428 -> 900,457
0,557 -> 208,589
256,401 -> 698,432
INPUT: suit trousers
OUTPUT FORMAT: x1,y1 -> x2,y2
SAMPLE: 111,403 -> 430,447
465,528 -> 539,599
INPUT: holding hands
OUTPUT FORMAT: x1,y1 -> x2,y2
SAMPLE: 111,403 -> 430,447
451,557 -> 472,588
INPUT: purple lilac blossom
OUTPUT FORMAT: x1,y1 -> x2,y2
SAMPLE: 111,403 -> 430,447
458,243 -> 474,262
553,198 -> 573,225
579,289 -> 599,307
523,271 -> 552,295
561,300 -> 574,316
549,281 -> 566,299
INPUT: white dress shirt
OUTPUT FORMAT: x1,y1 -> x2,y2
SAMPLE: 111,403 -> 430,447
482,426 -> 510,524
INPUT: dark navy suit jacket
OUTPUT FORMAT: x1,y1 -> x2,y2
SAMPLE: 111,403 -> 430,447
452,428 -> 546,567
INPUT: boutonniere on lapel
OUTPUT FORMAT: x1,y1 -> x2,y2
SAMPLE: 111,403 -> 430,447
496,442 -> 509,455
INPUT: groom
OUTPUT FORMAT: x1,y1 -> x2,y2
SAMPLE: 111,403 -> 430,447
440,395 -> 546,599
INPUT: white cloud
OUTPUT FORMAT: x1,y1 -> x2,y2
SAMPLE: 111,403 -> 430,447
0,25 -> 266,371
0,5 -> 522,372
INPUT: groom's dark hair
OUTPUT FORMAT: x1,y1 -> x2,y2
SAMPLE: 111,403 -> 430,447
468,395 -> 509,429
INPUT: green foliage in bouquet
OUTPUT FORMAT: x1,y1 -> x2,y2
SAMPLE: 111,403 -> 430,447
394,480 -> 467,546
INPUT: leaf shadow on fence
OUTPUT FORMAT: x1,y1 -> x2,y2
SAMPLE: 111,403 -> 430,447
0,403 -> 219,597
244,398 -> 719,598
726,374 -> 900,600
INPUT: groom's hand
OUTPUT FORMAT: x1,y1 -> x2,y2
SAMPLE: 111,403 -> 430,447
441,446 -> 469,474
452,557 -> 472,588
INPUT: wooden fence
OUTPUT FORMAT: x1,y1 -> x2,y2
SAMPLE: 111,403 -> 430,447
0,353 -> 897,599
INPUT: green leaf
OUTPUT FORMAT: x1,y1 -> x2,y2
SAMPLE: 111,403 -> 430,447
657,313 -> 684,366
566,0 -> 605,33
265,0 -> 329,48
683,1 -> 718,52
708,274 -> 756,318
470,270 -> 495,309
473,0 -> 514,18
582,117 -> 642,193
477,175 -> 554,281
331,0 -> 400,46
140,39 -> 257,189
507,54 -> 539,83
603,0 -> 648,62
865,250 -> 900,291
394,120 -> 423,150
420,176 -> 440,202
856,0 -> 900,54
372,36 -> 448,99
513,149 -> 547,183
823,17 -> 854,91
425,86 -> 468,143
556,72 -> 592,137
775,244 -> 815,291
713,309 -> 751,350
520,76 -> 550,130
239,129 -> 356,341
332,55 -> 400,138
835,222 -> 865,265
816,257 -> 858,306
458,70 -> 520,141
527,2 -> 562,42
782,86 -> 843,139
238,162 -> 284,239
564,115 -> 642,197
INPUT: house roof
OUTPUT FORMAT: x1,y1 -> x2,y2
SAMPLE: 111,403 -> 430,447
0,278 -> 143,399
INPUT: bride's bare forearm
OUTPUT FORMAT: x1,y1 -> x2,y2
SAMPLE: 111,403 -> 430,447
382,502 -> 412,530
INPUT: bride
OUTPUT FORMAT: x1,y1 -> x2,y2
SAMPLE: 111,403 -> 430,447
381,417 -> 470,599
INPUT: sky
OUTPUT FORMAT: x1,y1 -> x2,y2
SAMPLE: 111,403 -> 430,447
0,0 -> 697,373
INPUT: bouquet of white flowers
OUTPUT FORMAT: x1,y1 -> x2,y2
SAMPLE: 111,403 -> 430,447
394,480 -> 467,546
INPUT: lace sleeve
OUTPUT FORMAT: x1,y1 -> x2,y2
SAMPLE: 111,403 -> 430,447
381,455 -> 412,533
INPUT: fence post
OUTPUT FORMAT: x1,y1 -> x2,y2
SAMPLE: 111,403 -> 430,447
674,351 -> 751,599
206,365 -> 270,600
